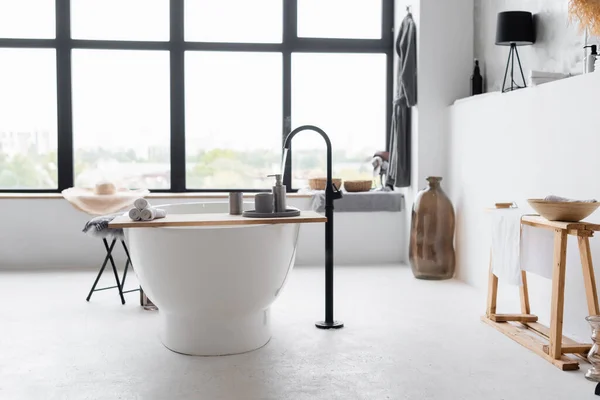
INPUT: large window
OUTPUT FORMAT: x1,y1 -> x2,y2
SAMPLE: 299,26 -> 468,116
72,50 -> 171,189
0,49 -> 58,189
185,51 -> 282,189
0,0 -> 393,192
291,53 -> 386,189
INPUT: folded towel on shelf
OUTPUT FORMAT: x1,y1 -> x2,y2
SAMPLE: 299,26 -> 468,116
129,208 -> 142,221
528,70 -> 568,79
490,208 -> 554,286
544,195 -> 597,203
527,71 -> 569,87
140,207 -> 167,221
134,197 -> 150,210
528,77 -> 562,87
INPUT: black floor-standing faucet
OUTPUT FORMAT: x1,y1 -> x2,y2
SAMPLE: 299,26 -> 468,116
284,125 -> 344,329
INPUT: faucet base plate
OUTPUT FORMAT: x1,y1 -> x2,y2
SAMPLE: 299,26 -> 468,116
315,320 -> 344,329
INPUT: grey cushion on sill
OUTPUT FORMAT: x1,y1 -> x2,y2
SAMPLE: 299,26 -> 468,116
311,191 -> 404,213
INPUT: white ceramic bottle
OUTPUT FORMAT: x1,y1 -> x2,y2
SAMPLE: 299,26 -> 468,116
584,45 -> 597,74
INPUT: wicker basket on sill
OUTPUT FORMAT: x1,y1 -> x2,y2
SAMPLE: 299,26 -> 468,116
343,180 -> 373,193
308,177 -> 342,191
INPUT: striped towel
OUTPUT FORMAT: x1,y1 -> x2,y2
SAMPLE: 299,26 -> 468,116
82,213 -> 125,239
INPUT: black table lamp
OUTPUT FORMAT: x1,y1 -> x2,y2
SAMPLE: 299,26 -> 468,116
496,11 -> 535,92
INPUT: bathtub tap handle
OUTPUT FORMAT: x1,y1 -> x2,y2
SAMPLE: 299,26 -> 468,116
331,182 -> 343,201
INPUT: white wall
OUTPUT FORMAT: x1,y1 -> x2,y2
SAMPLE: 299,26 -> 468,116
447,73 -> 600,340
0,197 -> 405,269
474,0 -> 599,92
417,0 -> 474,185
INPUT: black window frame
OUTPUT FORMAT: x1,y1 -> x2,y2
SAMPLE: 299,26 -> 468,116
0,0 -> 394,193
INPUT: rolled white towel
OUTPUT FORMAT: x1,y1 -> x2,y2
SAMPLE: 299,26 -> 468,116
544,195 -> 597,203
129,208 -> 142,221
134,197 -> 150,210
140,207 -> 167,221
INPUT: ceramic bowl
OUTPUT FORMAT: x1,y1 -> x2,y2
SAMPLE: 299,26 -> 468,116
527,199 -> 600,222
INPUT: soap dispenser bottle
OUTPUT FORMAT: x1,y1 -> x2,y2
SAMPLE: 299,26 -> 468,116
267,174 -> 287,212
584,45 -> 598,74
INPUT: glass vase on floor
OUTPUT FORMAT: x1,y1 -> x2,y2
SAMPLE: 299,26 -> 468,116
586,316 -> 600,383
409,176 -> 456,280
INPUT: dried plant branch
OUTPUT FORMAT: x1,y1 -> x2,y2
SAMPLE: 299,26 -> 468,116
569,0 -> 600,36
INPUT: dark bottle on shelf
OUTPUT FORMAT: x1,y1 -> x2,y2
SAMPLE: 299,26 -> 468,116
471,59 -> 483,96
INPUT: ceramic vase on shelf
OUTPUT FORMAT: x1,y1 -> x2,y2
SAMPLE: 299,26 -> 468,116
409,176 -> 456,280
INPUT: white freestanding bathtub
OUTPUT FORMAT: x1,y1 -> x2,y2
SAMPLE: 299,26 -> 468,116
125,202 -> 299,356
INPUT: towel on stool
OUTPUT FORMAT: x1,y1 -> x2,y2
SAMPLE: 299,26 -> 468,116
490,209 -> 554,285
82,213 -> 124,239
140,207 -> 167,221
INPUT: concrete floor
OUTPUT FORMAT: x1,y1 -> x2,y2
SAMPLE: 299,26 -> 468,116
0,266 -> 596,399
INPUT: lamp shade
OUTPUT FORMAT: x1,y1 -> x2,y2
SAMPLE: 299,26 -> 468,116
495,11 -> 535,46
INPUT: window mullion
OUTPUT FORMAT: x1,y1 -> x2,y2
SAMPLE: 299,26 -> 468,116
170,0 -> 186,192
56,0 -> 74,190
282,0 -> 296,191
384,0 -> 394,151
382,0 -> 394,49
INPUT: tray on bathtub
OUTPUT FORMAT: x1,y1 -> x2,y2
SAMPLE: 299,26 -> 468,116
242,207 -> 301,218
108,210 -> 326,229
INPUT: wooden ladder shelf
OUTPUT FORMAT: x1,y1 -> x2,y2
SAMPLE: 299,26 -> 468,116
482,213 -> 600,371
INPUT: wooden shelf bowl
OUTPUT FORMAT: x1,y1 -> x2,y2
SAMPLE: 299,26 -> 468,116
527,199 -> 600,222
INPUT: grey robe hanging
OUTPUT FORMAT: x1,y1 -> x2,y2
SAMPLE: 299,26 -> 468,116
387,12 -> 417,188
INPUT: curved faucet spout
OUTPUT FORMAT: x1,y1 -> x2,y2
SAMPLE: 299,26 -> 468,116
283,125 -> 340,197
284,125 -> 332,150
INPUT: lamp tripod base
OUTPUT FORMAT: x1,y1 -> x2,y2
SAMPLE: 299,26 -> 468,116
315,320 -> 344,329
501,43 -> 527,93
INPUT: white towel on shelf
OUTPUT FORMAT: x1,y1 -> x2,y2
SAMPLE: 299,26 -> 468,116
529,77 -> 561,87
134,198 -> 150,210
490,209 -> 555,285
140,207 -> 167,221
528,70 -> 568,79
128,208 -> 142,221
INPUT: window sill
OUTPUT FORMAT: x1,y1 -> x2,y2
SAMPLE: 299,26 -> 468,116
0,192 -> 314,200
